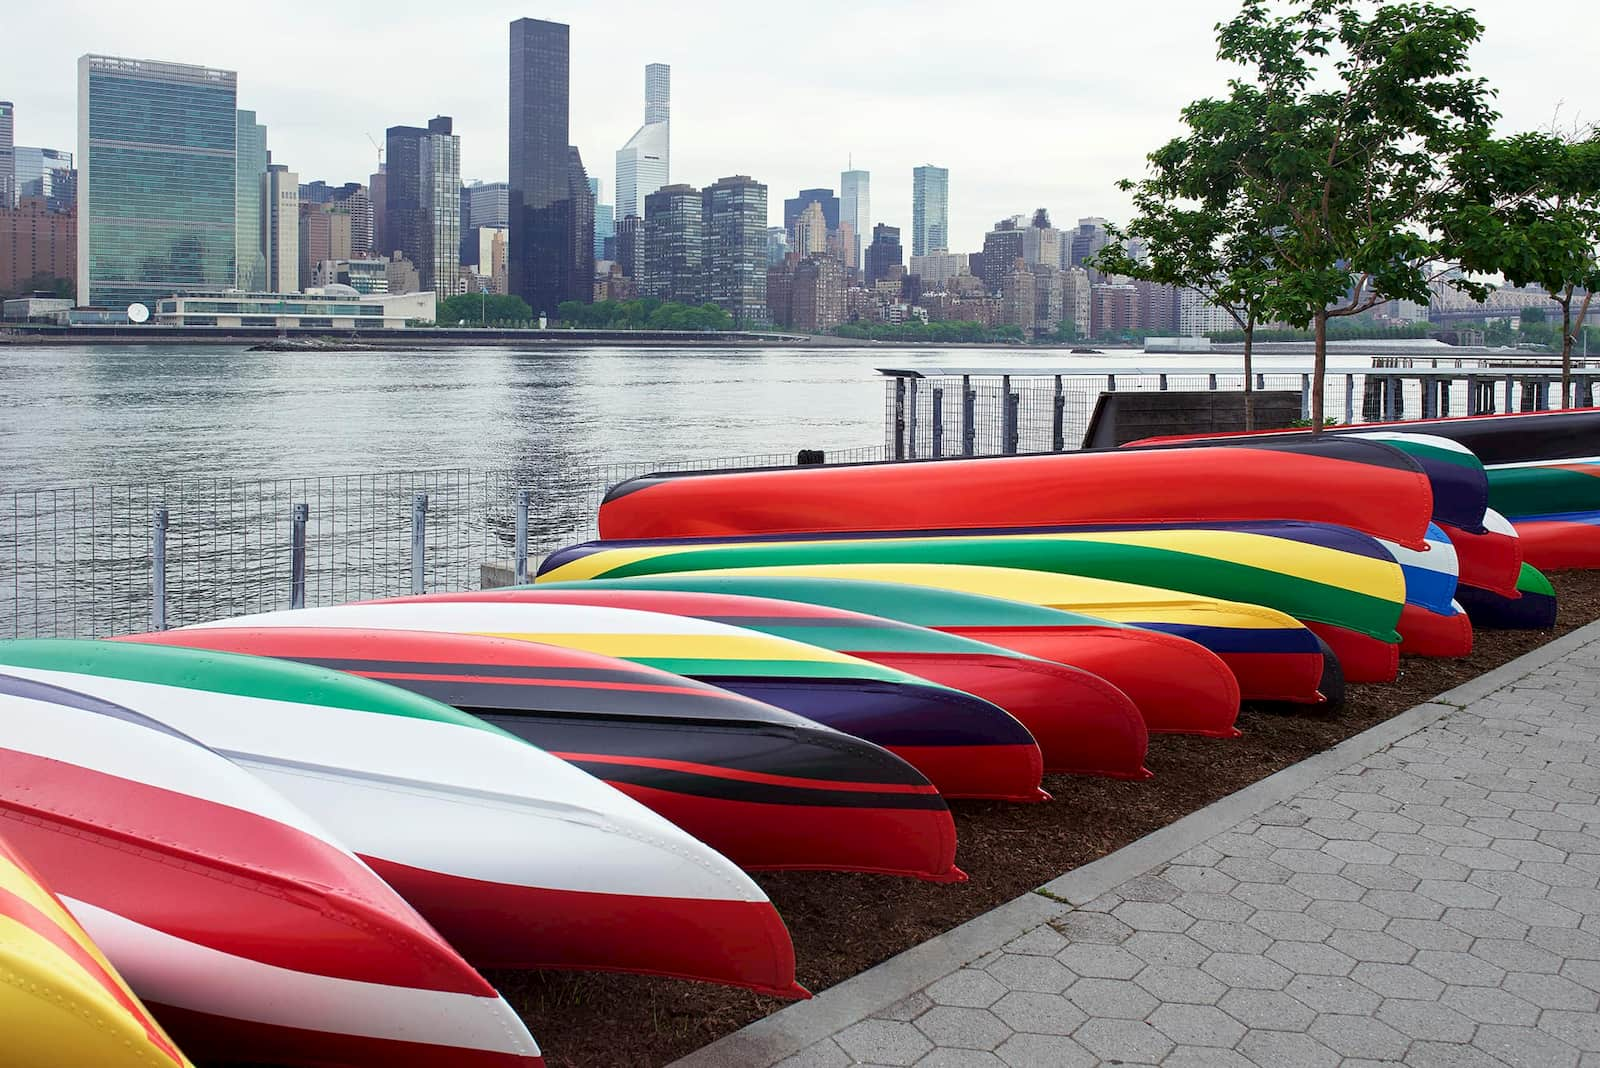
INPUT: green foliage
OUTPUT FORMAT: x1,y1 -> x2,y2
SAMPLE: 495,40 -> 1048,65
831,320 -> 1024,343
0,273 -> 74,301
438,293 -> 534,326
1205,321 -> 1431,343
557,299 -> 734,331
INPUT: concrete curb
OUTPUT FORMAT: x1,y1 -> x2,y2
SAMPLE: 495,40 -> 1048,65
668,618 -> 1600,1068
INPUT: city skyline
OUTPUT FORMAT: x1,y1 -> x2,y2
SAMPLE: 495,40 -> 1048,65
6,0 -> 1587,254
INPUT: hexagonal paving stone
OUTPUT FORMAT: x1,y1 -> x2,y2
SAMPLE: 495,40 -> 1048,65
925,969 -> 1007,1008
1238,1029 -> 1341,1068
1163,1047 -> 1255,1068
989,991 -> 1085,1036
1386,918 -> 1474,951
1121,930 -> 1210,968
1216,857 -> 1293,884
1172,891 -> 1256,922
1187,919 -> 1271,955
1283,974 -> 1382,1015
912,1006 -> 1010,1051
1247,909 -> 1332,943
1440,984 -> 1542,1026
985,954 -> 1074,994
1473,1023 -> 1582,1068
1269,848 -> 1346,875
1073,1018 -> 1174,1064
1325,928 -> 1416,963
1048,911 -> 1132,944
1340,862 -> 1420,891
873,992 -> 935,1021
1469,936 -> 1564,974
1053,941 -> 1142,980
1065,977 -> 1158,1020
1406,1039 -> 1518,1068
1133,964 -> 1226,1005
1504,971 -> 1600,1011
1305,899 -> 1389,930
1216,987 -> 1317,1030
1306,1012 -> 1411,1060
1264,940 -> 1357,976
1442,906 -> 1533,940
1001,926 -> 1068,958
1148,1003 -> 1246,1048
993,1032 -> 1096,1068
1542,1010 -> 1600,1053
1201,952 -> 1294,990
774,1038 -> 852,1068
1412,949 -> 1508,987
1162,865 -> 1239,895
1350,960 -> 1444,1000
836,1020 -> 934,1066
1117,875 -> 1181,903
1376,997 -> 1476,1042
1110,901 -> 1194,933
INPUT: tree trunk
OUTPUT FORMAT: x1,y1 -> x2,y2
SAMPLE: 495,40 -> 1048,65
1242,322 -> 1256,431
1311,311 -> 1327,434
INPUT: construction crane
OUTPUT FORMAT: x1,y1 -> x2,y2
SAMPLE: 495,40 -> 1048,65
365,133 -> 383,167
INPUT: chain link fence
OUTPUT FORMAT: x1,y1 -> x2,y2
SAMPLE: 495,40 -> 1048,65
2,445 -> 885,639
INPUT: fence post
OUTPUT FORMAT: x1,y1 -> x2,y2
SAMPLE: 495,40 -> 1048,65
1051,376 -> 1065,452
1005,391 -> 1021,455
961,375 -> 975,457
289,503 -> 308,609
907,377 -> 919,460
411,493 -> 428,595
1504,374 -> 1514,413
1421,377 -> 1438,419
1300,374 -> 1311,420
1255,373 -> 1265,392
1208,373 -> 1218,391
151,505 -> 168,631
1158,374 -> 1168,391
893,377 -> 906,461
513,489 -> 530,585
1344,374 -> 1355,425
931,387 -> 945,458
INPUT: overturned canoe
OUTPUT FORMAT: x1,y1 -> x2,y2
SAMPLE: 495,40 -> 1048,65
1512,510 -> 1600,571
596,439 -> 1436,549
0,829 -> 193,1068
126,626 -> 964,876
1439,509 -> 1524,598
383,585 -> 1182,756
1,640 -> 804,997
545,572 -> 1265,724
1324,408 -> 1600,466
1455,563 -> 1559,631
0,670 -> 544,1068
1487,457 -> 1600,519
1398,601 -> 1474,658
538,523 -> 1406,643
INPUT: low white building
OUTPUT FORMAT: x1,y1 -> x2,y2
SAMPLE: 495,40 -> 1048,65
154,287 -> 436,329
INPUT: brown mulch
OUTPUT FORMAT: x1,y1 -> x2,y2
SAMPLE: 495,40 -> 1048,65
492,569 -> 1600,1068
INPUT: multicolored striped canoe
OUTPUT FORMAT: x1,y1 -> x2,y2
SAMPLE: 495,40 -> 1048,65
596,439 -> 1436,549
0,671 -> 544,1068
380,586 -> 1178,760
1439,509 -> 1524,598
1512,510 -> 1600,570
1488,457 -> 1600,519
189,601 -> 1038,811
537,523 -> 1408,643
126,627 -> 966,877
1455,563 -> 1559,630
0,829 -> 192,1068
543,571 -> 1274,721
1325,408 -> 1600,466
2,640 -> 804,997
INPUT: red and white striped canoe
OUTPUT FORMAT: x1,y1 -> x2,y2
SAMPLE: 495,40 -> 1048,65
0,671 -> 543,1068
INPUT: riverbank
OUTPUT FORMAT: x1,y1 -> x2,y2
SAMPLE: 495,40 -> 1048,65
499,569 -> 1600,1067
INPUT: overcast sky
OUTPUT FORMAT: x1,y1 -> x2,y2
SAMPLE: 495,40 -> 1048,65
4,0 -> 1591,252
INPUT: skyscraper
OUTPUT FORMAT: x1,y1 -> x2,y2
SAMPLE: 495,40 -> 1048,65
641,183 -> 702,304
790,200 -> 827,257
78,55 -> 238,308
1069,217 -> 1110,275
703,174 -> 768,325
615,63 -> 670,221
840,169 -> 869,271
0,102 -> 14,208
782,188 -> 839,234
568,145 -> 595,298
615,214 -> 642,280
979,217 -> 1024,294
13,147 -> 75,212
261,160 -> 298,292
510,17 -> 587,314
235,110 -> 267,291
589,175 -> 614,261
864,223 -> 902,285
369,165 -> 386,256
385,116 -> 459,299
911,164 -> 949,257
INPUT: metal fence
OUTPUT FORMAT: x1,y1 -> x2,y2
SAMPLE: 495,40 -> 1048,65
2,445 -> 887,639
881,367 -> 1596,458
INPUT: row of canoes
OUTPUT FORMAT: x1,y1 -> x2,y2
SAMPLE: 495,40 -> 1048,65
7,409 -> 1599,1066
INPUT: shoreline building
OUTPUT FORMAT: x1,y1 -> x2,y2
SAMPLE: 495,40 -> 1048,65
0,196 -> 76,293
261,160 -> 298,292
13,147 -> 75,213
510,17 -> 589,315
864,224 -> 902,286
614,63 -> 670,221
234,110 -> 267,291
911,164 -> 948,258
78,55 -> 238,309
840,168 -> 869,271
0,101 -> 13,207
386,116 -> 460,299
703,174 -> 768,326
640,182 -> 702,305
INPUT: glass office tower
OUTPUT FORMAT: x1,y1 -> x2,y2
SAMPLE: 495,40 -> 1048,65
78,55 -> 238,309
235,110 -> 267,291
912,164 -> 949,257
509,17 -> 586,315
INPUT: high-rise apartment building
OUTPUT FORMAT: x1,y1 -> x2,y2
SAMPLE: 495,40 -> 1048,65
790,255 -> 845,333
298,202 -> 352,284
234,110 -> 267,291
1069,217 -> 1110,275
908,251 -> 968,288
864,223 -> 902,285
261,161 -> 298,292
615,63 -> 669,220
1179,287 -> 1235,337
0,101 -> 13,208
78,55 -> 238,309
467,181 -> 509,229
385,116 -> 459,299
782,188 -> 839,234
589,176 -> 614,261
1091,282 -> 1138,337
12,148 -> 76,213
703,174 -> 768,325
568,145 -> 595,297
0,196 -> 75,293
911,164 -> 948,257
790,200 -> 827,258
337,182 -> 373,259
615,214 -> 643,281
979,218 -> 1024,294
369,165 -> 387,255
840,169 -> 869,270
641,182 -> 702,305
1063,266 -> 1091,337
510,17 -> 588,314
1023,208 -> 1062,269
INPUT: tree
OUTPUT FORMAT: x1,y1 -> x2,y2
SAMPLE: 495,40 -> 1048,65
1179,0 -> 1498,431
440,293 -> 533,326
1455,129 -> 1600,404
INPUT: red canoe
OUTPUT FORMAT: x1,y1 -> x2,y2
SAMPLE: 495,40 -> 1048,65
596,439 -> 1436,550
130,627 -> 964,880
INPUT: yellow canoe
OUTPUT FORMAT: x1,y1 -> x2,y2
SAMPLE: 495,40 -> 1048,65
0,831 -> 191,1068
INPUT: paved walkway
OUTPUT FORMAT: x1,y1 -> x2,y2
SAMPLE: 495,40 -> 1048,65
674,621 -> 1600,1068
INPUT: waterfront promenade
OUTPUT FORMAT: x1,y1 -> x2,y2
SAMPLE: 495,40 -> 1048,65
674,620 -> 1600,1068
